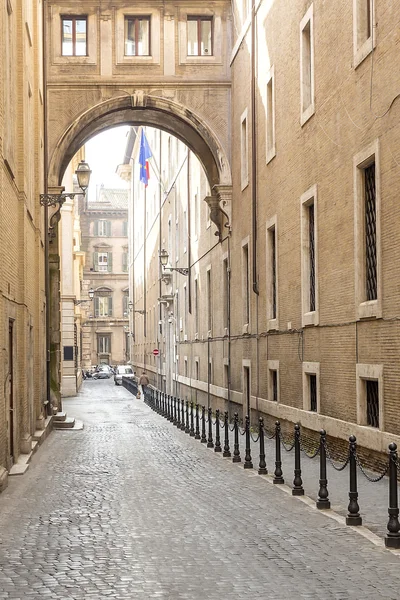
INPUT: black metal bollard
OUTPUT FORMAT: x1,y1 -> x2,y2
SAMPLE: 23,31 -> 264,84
232,413 -> 241,463
201,406 -> 207,443
214,409 -> 222,452
223,411 -> 231,457
195,404 -> 201,439
168,394 -> 173,421
162,393 -> 166,417
292,424 -> 304,495
258,417 -> 268,475
175,397 -> 180,427
207,407 -> 214,448
185,400 -> 190,433
385,443 -> 400,548
181,399 -> 186,431
273,421 -> 284,484
316,429 -> 330,509
155,390 -> 159,413
190,403 -> 195,437
346,435 -> 362,526
244,415 -> 253,469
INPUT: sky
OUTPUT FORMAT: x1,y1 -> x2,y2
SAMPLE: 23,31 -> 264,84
85,126 -> 131,203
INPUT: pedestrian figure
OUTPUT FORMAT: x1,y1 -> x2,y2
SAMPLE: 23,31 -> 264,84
138,371 -> 149,399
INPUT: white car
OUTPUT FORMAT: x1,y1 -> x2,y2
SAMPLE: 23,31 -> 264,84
114,365 -> 135,386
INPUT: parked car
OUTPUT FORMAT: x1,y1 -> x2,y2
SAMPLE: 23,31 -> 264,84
114,365 -> 135,386
93,365 -> 113,379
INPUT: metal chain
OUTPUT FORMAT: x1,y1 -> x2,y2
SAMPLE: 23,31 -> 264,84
355,453 -> 389,483
250,432 -> 260,443
279,433 -> 295,452
300,442 -> 320,459
391,455 -> 400,470
323,440 -> 350,472
239,426 -> 246,436
229,424 -> 236,432
265,429 -> 276,440
219,419 -> 225,429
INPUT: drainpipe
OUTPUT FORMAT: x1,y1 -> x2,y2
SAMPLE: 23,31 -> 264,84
251,0 -> 259,296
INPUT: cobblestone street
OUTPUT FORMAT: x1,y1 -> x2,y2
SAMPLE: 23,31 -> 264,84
0,381 -> 400,599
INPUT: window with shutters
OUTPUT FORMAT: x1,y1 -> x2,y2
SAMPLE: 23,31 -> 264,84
97,334 -> 111,354
95,220 -> 111,237
354,140 -> 381,319
122,252 -> 128,272
94,289 -> 113,317
302,362 -> 320,413
301,185 -> 318,326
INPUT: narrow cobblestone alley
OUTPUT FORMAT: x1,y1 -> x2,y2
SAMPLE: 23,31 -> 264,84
0,380 -> 400,599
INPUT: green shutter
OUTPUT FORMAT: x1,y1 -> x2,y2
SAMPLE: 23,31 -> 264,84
108,296 -> 113,316
94,221 -> 98,235
93,252 -> 98,271
122,253 -> 127,272
123,221 -> 128,236
106,221 -> 111,236
94,297 -> 99,317
107,252 -> 113,272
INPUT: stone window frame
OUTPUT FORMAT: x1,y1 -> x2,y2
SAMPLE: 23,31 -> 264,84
178,8 -> 222,66
299,4 -> 315,126
242,359 -> 251,415
302,361 -> 320,413
266,215 -> 279,331
356,363 -> 384,430
267,360 -> 280,403
115,7 -> 160,66
241,236 -> 250,334
266,65 -> 276,163
353,0 -> 375,68
240,108 -> 249,190
354,139 -> 381,319
206,265 -> 212,337
300,184 -> 319,327
52,8 -> 97,65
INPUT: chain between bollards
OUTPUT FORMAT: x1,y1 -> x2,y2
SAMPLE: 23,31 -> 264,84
258,417 -> 268,475
207,407 -> 214,448
292,424 -> 304,495
346,435 -> 362,526
316,429 -> 330,509
214,409 -> 222,452
201,406 -> 207,443
273,421 -> 284,484
223,411 -> 231,457
385,443 -> 400,548
232,413 -> 241,463
244,415 -> 253,469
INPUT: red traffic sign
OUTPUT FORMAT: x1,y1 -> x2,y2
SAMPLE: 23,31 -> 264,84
153,348 -> 159,356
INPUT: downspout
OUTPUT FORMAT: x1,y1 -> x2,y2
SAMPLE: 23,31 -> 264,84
42,1 -> 51,416
158,129 -> 162,391
251,0 -> 259,296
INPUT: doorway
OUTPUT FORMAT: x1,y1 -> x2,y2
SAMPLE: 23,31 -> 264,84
8,320 -> 15,465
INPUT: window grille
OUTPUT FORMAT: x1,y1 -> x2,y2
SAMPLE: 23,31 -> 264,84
365,163 -> 377,301
74,324 -> 78,369
366,379 -> 379,428
272,370 -> 278,402
309,204 -> 316,312
309,374 -> 317,411
271,229 -> 277,319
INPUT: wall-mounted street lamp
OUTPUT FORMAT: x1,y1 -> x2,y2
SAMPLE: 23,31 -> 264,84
74,287 -> 95,306
159,248 -> 189,276
128,300 -> 145,315
40,160 -> 92,208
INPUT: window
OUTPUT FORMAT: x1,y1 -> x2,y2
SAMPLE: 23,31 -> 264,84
94,252 -> 113,273
122,252 -> 128,272
356,364 -> 383,429
184,358 -> 188,378
302,362 -> 320,413
224,361 -> 229,390
124,16 -> 150,56
266,218 -> 278,329
207,268 -> 212,334
187,17 -> 212,56
94,295 -> 113,318
268,361 -> 279,403
300,5 -> 314,125
354,140 -> 381,319
195,359 -> 199,380
240,110 -> 249,189
94,220 -> 111,236
242,242 -> 250,328
353,0 -> 374,67
266,66 -> 276,162
300,185 -> 318,326
123,294 -> 129,317
194,278 -> 199,336
243,364 -> 250,415
123,221 -> 128,236
61,16 -> 87,56
97,334 -> 111,354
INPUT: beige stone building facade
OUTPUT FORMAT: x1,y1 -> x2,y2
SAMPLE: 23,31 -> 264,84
80,188 -> 130,368
0,1 -> 48,487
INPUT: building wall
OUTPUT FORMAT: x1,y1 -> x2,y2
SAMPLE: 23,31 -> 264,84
0,0 -> 47,485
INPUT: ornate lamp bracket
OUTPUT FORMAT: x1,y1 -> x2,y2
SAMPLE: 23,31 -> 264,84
206,185 -> 232,240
